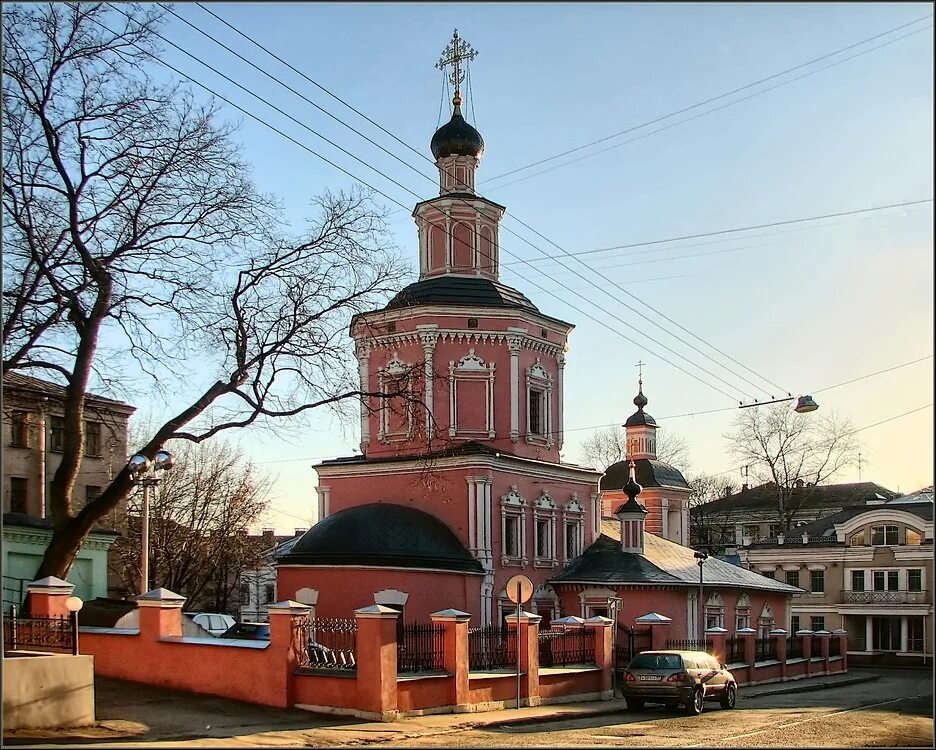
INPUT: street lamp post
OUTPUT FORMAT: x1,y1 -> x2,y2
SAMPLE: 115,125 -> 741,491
128,450 -> 174,594
738,394 -> 819,412
693,550 -> 708,641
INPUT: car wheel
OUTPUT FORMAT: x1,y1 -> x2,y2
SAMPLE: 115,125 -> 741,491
686,688 -> 704,716
625,697 -> 644,711
720,683 -> 737,710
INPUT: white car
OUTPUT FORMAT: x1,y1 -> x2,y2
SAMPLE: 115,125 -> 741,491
184,612 -> 235,636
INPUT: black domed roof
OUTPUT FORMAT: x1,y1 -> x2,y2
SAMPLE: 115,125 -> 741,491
384,275 -> 539,312
601,458 -> 691,492
624,381 -> 655,426
431,99 -> 484,160
278,503 -> 483,573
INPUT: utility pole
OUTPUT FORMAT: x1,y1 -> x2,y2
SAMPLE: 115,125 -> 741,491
857,453 -> 862,482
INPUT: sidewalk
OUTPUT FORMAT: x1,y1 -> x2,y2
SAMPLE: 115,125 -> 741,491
4,670 -> 880,747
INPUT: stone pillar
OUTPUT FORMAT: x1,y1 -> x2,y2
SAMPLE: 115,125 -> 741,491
268,600 -> 313,708
796,630 -> 814,675
771,628 -> 788,679
585,615 -> 614,698
354,604 -> 400,720
833,627 -> 848,671
736,627 -> 757,685
136,588 -> 186,640
25,576 -> 74,618
506,610 -> 541,707
431,608 -> 472,712
813,629 -> 831,674
705,626 -> 729,664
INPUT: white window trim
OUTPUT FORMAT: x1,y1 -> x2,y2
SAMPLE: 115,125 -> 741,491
377,353 -> 415,442
532,491 -> 558,568
448,349 -> 496,438
500,486 -> 527,567
563,495 -> 585,562
525,359 -> 553,447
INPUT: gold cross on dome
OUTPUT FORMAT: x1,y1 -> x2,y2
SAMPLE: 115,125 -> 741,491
635,360 -> 645,379
436,29 -> 478,90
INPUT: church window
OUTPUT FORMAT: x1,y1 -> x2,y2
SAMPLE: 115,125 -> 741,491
528,388 -> 545,436
500,486 -> 526,566
448,350 -> 495,438
565,522 -> 578,560
532,491 -> 557,567
378,354 -> 415,442
563,496 -> 584,561
736,608 -> 751,631
525,360 -> 553,446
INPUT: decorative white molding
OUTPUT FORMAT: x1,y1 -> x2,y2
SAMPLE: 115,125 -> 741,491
377,353 -> 414,443
525,358 -> 554,448
374,588 -> 409,607
448,349 -> 496,438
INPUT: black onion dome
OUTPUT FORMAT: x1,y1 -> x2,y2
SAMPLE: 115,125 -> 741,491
625,382 -> 655,426
278,503 -> 483,573
430,99 -> 484,160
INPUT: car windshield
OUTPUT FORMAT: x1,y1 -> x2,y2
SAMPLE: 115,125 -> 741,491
629,653 -> 682,670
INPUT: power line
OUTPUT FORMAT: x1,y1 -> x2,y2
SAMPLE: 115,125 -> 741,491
813,355 -> 933,394
95,7 -> 751,403
168,4 -> 797,399
481,15 -> 934,188
502,199 -> 934,265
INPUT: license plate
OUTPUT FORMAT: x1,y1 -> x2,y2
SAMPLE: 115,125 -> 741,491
639,675 -> 662,681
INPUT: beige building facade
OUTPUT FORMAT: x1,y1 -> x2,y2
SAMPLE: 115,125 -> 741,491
741,496 -> 933,664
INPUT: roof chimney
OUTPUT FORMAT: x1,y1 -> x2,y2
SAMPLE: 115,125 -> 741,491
294,528 -> 307,536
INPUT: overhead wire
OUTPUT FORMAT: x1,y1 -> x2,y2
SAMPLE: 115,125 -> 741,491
481,16 -> 934,189
177,4 -> 931,400
98,5 -> 752,403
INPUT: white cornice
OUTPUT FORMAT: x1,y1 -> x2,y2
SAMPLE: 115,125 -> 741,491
353,308 -> 573,336
315,453 -> 601,483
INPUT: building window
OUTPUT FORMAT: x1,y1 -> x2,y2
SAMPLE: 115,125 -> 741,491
528,388 -> 545,436
785,570 -> 799,587
768,524 -> 781,539
790,615 -> 800,633
851,570 -> 865,591
85,421 -> 102,456
504,516 -> 520,557
263,583 -> 275,604
240,583 -> 251,604
871,525 -> 898,546
705,609 -> 724,630
743,524 -> 759,540
50,416 -> 65,452
565,522 -> 579,560
85,485 -> 101,506
849,530 -> 866,546
809,570 -> 824,593
810,616 -> 825,632
10,411 -> 29,447
760,569 -> 775,580
872,570 -> 899,591
908,569 -> 923,592
908,617 -> 925,653
905,529 -> 923,545
535,519 -> 551,558
736,609 -> 751,631
9,477 -> 28,514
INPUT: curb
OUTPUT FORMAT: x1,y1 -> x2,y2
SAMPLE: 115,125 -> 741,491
744,673 -> 879,698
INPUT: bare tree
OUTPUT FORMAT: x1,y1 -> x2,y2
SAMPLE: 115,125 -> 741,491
725,404 -> 859,533
687,473 -> 738,555
579,425 -> 692,472
109,439 -> 270,609
2,4 -> 411,579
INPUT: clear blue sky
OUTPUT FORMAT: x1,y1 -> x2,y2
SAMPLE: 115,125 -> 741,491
133,2 -> 932,532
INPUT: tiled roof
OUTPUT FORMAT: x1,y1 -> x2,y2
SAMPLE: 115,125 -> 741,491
3,371 -> 135,411
551,520 -> 800,595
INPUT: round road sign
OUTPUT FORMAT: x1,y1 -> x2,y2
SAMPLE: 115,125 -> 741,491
505,574 -> 534,604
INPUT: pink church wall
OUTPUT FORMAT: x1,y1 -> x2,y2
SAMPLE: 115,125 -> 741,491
602,490 -> 664,534
276,566 -> 479,620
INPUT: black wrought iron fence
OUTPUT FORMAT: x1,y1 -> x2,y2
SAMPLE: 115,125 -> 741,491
3,608 -> 76,654
756,637 -> 778,661
829,636 -> 841,658
294,617 -> 357,670
538,627 -> 595,667
727,637 -> 746,663
397,622 -> 445,673
665,638 -> 714,653
468,625 -> 515,670
786,636 -> 803,660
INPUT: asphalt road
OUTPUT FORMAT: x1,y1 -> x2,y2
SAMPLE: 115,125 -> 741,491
5,668 -> 932,748
387,670 -> 933,749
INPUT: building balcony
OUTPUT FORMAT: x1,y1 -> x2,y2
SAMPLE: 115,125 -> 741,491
842,590 -> 928,605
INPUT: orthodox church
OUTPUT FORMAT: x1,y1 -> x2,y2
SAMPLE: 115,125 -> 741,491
277,32 -> 799,636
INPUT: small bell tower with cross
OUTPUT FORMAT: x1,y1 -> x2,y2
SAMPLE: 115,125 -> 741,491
415,30 -> 505,280
624,362 -> 658,461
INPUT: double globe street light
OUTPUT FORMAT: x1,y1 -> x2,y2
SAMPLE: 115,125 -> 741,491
127,450 -> 174,594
